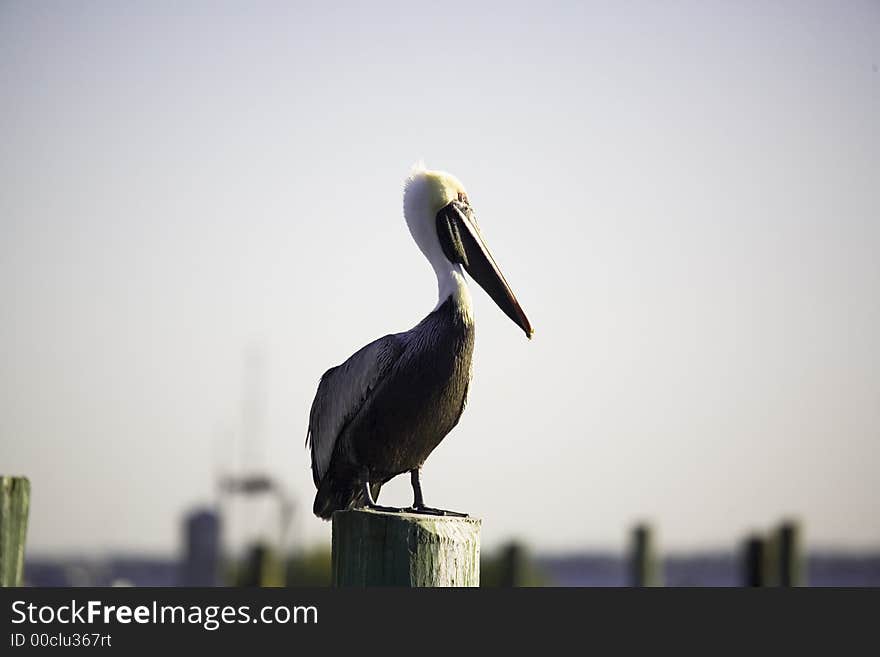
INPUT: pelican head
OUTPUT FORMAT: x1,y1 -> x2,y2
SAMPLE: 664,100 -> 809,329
403,165 -> 533,338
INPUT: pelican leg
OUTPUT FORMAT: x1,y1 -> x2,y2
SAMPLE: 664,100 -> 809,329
406,468 -> 468,517
361,477 -> 402,514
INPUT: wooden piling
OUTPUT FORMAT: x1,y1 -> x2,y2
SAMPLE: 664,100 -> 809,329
331,509 -> 481,587
630,523 -> 662,587
499,542 -> 526,587
0,476 -> 30,587
742,535 -> 768,587
239,542 -> 285,587
777,521 -> 805,587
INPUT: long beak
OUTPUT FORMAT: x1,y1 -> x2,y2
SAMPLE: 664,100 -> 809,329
437,202 -> 534,339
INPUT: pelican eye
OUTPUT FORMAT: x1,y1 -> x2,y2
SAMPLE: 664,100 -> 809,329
457,191 -> 469,204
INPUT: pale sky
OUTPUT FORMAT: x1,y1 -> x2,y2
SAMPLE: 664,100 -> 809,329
1,1 -> 878,557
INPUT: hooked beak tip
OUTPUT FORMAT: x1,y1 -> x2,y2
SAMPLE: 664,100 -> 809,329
437,201 -> 534,341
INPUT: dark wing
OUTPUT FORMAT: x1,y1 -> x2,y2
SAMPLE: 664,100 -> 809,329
306,334 -> 403,488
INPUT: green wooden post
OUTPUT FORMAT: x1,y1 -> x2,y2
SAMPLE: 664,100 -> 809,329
0,476 -> 30,587
777,521 -> 805,587
332,509 -> 481,587
630,523 -> 662,587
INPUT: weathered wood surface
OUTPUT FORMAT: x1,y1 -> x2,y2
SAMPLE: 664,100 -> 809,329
332,509 -> 481,587
0,476 -> 30,587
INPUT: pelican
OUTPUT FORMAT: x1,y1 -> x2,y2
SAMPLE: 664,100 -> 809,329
307,165 -> 532,519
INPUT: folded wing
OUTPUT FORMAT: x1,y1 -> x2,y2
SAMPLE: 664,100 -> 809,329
306,334 -> 403,488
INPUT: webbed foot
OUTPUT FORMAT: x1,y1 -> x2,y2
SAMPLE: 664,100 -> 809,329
405,505 -> 469,517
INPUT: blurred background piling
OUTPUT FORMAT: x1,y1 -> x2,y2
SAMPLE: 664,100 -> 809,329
777,521 -> 805,587
630,523 -> 662,587
0,476 -> 30,587
15,495 -> 880,587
